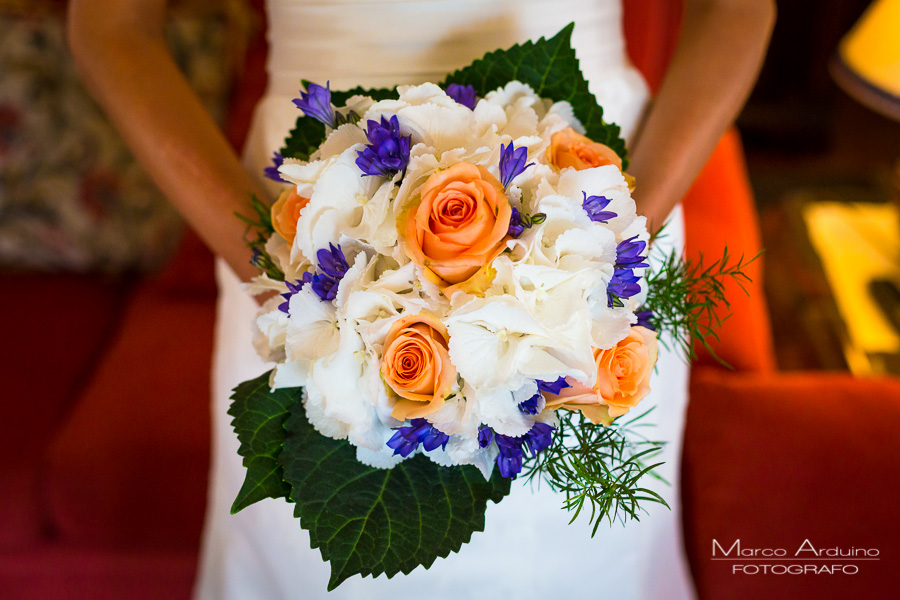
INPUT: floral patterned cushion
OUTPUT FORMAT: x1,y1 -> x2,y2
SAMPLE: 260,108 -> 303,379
0,3 -> 247,272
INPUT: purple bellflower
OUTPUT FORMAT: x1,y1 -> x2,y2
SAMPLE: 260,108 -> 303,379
293,81 -> 336,128
537,377 -> 571,395
523,422 -> 554,457
508,206 -> 526,238
309,243 -> 349,302
479,422 -> 556,478
264,151 -> 287,183
387,419 -> 450,457
635,309 -> 656,331
582,192 -> 617,223
446,83 -> 477,110
356,115 -> 411,178
499,142 -> 534,189
607,235 -> 650,307
495,434 -> 525,479
607,268 -> 642,307
477,425 -> 494,448
279,243 -> 350,309
507,206 -> 546,239
518,392 -> 543,415
615,236 -> 650,269
278,273 -> 314,315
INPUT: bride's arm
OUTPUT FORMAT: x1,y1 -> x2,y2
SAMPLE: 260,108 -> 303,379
628,0 -> 776,232
68,0 -> 265,281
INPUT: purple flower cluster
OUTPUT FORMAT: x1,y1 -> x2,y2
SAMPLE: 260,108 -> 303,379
478,422 -> 555,478
582,192 -> 617,223
387,418 -> 450,457
499,142 -> 533,189
293,81 -> 336,128
278,243 -> 350,313
264,151 -> 287,183
607,235 -> 649,308
446,83 -> 477,110
356,115 -> 411,178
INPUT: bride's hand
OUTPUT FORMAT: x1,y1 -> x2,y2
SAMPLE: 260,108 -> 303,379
629,0 -> 776,234
68,0 -> 267,282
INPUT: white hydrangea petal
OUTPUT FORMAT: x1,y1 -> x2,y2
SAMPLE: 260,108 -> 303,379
310,327 -> 380,448
427,393 -> 476,437
356,445 -> 407,469
303,381 -> 350,439
447,436 -> 497,480
312,123 -> 368,160
556,166 -> 637,236
278,157 -> 334,187
590,300 -> 635,350
476,384 -> 534,437
270,359 -> 310,390
293,145 -> 382,262
285,288 -> 339,361
254,304 -> 288,362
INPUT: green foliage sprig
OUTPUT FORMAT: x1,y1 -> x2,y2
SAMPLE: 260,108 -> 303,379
522,409 -> 668,536
644,246 -> 760,366
236,194 -> 284,282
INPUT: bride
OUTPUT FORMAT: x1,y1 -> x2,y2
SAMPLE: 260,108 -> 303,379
68,0 -> 774,598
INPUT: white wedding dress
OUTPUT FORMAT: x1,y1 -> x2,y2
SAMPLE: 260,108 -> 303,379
195,1 -> 694,598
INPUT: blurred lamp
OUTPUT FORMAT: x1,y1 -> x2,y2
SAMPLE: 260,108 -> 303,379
830,0 -> 900,122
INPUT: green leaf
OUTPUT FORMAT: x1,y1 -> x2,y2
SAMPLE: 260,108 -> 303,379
280,84 -> 395,161
441,22 -> 627,167
280,116 -> 326,162
228,371 -> 299,513
280,400 -> 511,591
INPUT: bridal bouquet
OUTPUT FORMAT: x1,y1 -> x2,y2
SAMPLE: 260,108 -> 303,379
231,24 -> 750,590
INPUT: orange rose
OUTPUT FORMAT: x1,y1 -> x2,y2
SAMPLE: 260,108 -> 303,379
382,313 -> 457,420
546,127 -> 623,172
544,326 -> 658,425
403,162 -> 511,289
270,187 -> 310,245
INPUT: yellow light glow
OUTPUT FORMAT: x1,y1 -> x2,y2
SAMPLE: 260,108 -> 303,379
840,0 -> 900,97
803,202 -> 900,374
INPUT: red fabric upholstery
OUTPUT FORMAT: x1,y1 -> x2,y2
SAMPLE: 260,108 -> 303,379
0,546 -> 197,600
682,129 -> 776,372
683,368 -> 900,599
45,265 -> 214,549
0,274 -> 131,550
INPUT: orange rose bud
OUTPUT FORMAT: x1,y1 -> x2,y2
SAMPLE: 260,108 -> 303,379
270,187 -> 310,245
544,326 -> 658,425
546,127 -> 623,172
403,162 -> 511,289
382,313 -> 457,421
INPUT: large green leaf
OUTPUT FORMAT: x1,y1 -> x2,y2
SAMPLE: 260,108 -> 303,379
442,22 -> 627,166
280,401 -> 511,591
228,371 -> 298,513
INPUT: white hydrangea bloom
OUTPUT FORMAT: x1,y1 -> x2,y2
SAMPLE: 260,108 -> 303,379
292,145 -> 395,264
251,81 -> 657,474
445,293 -> 594,392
